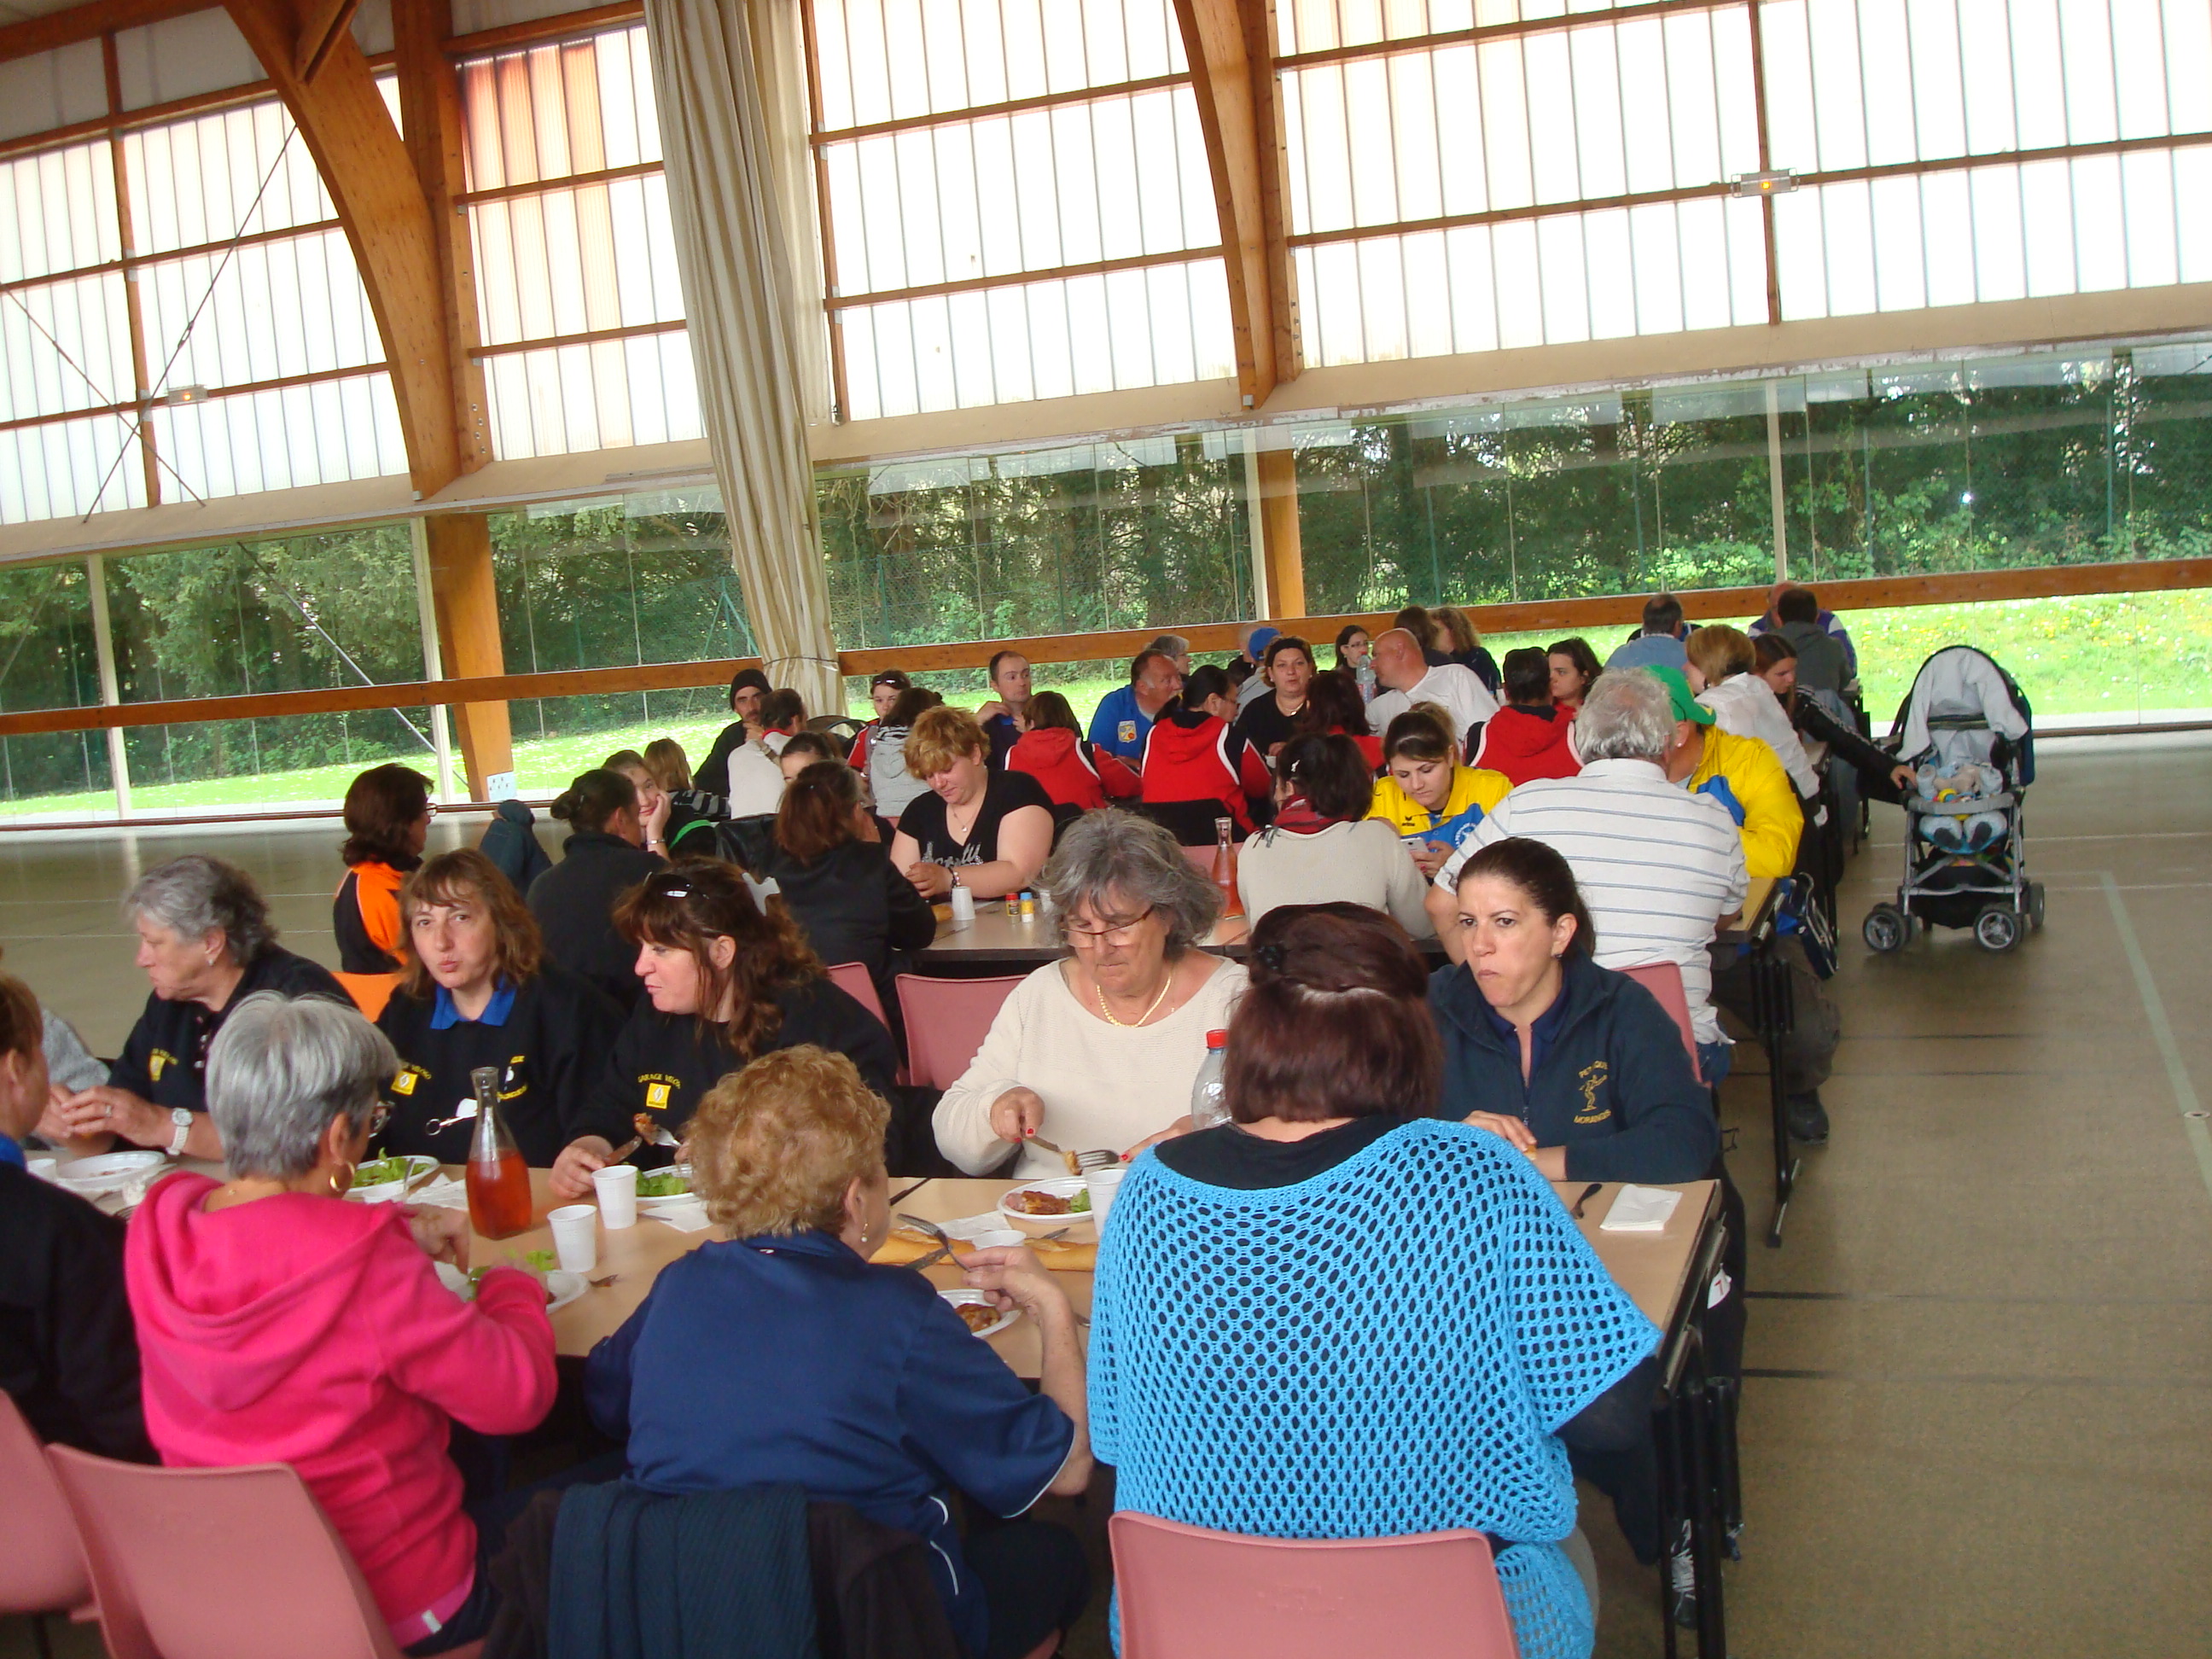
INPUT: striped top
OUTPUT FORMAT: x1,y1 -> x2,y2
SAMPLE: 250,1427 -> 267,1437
1437,760 -> 1749,1045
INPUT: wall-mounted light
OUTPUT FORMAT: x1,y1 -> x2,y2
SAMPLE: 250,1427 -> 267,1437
1731,170 -> 1799,197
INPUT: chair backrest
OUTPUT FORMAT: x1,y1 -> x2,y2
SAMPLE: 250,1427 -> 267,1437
0,1392 -> 91,1618
824,962 -> 890,1029
47,1446 -> 405,1659
895,974 -> 1025,1091
1621,961 -> 1701,1072
1179,844 -> 1215,876
1109,1513 -> 1518,1659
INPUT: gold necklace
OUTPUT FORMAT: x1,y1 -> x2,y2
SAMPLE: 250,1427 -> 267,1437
1097,969 -> 1175,1027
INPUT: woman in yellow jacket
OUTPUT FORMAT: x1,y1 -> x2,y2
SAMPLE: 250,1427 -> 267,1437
1365,708 -> 1513,880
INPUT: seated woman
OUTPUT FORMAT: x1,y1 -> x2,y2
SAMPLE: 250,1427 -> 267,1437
551,859 -> 898,1197
1088,904 -> 1657,1659
1290,668 -> 1381,769
527,769 -> 667,1011
0,970 -> 150,1462
608,747 -> 715,857
1231,634 -> 1318,758
1237,736 -> 1433,940
642,736 -> 730,853
847,669 -> 911,775
1429,837 -> 1717,1183
775,730 -> 841,784
758,760 -> 936,1010
53,856 -> 346,1161
1008,690 -> 1139,815
891,706 -> 1055,900
1332,623 -> 1372,688
1365,708 -> 1511,879
1434,603 -> 1503,695
864,685 -> 942,823
1138,663 -> 1272,843
333,763 -> 431,1019
585,1046 -> 1091,1659
1547,637 -> 1603,711
127,992 -> 556,1656
1754,633 -> 1915,805
375,850 -> 624,1167
1685,626 -> 1819,800
934,812 -> 1246,1176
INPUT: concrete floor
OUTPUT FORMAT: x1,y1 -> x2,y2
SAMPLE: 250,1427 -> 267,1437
4,732 -> 2209,1657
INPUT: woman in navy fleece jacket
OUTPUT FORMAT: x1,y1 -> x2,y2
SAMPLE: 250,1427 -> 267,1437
1427,836 -> 1716,1185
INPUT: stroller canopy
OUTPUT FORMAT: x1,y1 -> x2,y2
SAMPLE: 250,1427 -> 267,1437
1890,646 -> 2033,777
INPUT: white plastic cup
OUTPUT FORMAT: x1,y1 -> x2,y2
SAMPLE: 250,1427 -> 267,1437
592,1163 -> 639,1229
949,885 -> 976,928
548,1204 -> 599,1272
1084,1164 -> 1129,1231
26,1156 -> 58,1182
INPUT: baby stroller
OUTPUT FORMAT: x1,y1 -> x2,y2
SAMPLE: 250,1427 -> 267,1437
1862,645 -> 2043,954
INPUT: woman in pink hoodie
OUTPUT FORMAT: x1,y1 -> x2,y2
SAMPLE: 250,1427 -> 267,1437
126,992 -> 557,1656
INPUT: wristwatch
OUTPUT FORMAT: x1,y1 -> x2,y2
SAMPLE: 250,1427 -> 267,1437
166,1108 -> 194,1156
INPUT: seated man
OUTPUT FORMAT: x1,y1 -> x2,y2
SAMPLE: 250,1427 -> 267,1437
1750,580 -> 1859,680
975,649 -> 1032,767
1472,647 -> 1580,784
1769,585 -> 1853,696
1231,623 -> 1280,707
1087,643 -> 1186,764
1364,627 -> 1497,755
1425,667 -> 1747,1086
1605,594 -> 1690,672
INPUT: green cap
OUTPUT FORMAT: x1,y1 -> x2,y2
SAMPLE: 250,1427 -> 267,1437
1646,665 -> 1716,726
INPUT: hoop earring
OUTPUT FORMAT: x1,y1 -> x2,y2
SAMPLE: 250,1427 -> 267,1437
329,1161 -> 356,1196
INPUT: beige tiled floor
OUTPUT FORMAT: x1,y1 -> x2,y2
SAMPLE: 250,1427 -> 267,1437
4,733 -> 2209,1657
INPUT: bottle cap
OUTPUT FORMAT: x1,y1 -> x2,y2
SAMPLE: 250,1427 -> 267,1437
1206,1028 -> 1229,1048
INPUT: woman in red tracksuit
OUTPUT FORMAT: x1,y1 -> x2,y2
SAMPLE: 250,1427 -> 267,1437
1007,691 -> 1138,812
1138,665 -> 1273,841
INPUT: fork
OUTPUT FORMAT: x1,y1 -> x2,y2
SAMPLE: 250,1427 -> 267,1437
1024,1133 -> 1117,1174
897,1214 -> 960,1272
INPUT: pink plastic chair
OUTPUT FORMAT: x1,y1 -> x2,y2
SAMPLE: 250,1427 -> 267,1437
1110,1512 -> 1518,1659
46,1444 -> 482,1659
895,973 -> 1025,1091
0,1393 -> 93,1633
1180,844 -> 1216,876
1622,960 -> 1702,1073
824,961 -> 909,1086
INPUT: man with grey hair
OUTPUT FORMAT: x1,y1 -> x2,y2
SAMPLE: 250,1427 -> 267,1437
1425,667 -> 1748,1083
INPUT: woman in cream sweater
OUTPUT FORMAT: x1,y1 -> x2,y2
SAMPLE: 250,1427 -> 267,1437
934,812 -> 1246,1176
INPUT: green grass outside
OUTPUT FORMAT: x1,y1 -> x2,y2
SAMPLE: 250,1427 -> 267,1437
5,588 -> 2206,819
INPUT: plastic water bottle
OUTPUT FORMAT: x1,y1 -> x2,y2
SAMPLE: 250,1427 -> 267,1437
1355,661 -> 1377,701
1190,1029 -> 1231,1130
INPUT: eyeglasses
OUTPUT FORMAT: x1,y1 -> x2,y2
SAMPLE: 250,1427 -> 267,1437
1065,907 -> 1156,946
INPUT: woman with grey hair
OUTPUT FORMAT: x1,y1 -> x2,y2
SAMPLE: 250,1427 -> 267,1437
933,810 -> 1248,1175
55,853 -> 345,1161
125,992 -> 558,1656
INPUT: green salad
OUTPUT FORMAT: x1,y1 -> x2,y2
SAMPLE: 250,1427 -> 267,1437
468,1249 -> 557,1289
353,1155 -> 415,1187
635,1170 -> 690,1198
1070,1190 -> 1092,1213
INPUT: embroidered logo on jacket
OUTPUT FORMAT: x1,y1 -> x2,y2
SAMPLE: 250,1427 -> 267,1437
1575,1061 -> 1611,1124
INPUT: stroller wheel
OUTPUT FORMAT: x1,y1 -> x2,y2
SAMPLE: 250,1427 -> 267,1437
1863,905 -> 1909,954
1975,905 -> 2023,952
2029,882 -> 2046,930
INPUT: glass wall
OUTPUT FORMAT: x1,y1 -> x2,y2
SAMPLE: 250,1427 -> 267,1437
0,561 -> 108,813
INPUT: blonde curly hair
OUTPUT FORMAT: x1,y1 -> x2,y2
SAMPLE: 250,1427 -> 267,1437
688,1046 -> 888,1239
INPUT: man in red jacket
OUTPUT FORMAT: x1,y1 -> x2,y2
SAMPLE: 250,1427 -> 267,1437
1473,648 -> 1582,785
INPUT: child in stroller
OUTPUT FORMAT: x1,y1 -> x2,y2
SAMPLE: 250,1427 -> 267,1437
1864,645 -> 2045,954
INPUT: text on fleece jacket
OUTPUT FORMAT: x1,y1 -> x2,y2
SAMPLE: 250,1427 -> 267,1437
125,1174 -> 557,1630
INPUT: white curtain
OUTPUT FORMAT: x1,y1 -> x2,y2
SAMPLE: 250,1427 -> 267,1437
643,0 -> 841,717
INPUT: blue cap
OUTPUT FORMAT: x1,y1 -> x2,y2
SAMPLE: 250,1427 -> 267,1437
1248,626 -> 1281,658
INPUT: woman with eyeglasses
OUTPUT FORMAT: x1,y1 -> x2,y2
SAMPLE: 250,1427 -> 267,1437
550,860 -> 899,1199
373,850 -> 623,1167
933,812 -> 1247,1178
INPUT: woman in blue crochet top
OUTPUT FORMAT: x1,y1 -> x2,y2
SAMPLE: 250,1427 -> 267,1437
1088,904 -> 1659,1659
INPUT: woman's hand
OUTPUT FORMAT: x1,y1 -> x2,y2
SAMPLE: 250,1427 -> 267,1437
59,1085 -> 163,1148
1408,839 -> 1452,879
1122,1115 -> 1195,1159
402,1204 -> 470,1266
989,1087 -> 1046,1144
1463,1111 -> 1537,1153
908,862 -> 953,899
642,789 -> 673,852
550,1135 -> 614,1200
1889,764 -> 1917,790
960,1244 -> 1074,1323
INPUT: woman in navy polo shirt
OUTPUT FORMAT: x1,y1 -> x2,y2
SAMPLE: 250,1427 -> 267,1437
585,1045 -> 1091,1659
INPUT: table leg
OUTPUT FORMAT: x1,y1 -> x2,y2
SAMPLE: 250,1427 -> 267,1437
1750,944 -> 1801,1247
1653,1211 -> 1734,1656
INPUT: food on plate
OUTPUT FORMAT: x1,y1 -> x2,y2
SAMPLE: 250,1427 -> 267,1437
635,1170 -> 690,1199
955,1301 -> 1001,1334
633,1113 -> 660,1143
1004,1186 -> 1092,1216
353,1155 -> 413,1188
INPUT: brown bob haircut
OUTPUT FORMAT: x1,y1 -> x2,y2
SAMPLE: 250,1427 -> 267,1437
1024,690 -> 1081,736
905,704 -> 988,777
396,848 -> 544,998
1273,734 -> 1375,822
687,1045 -> 888,1238
643,738 -> 692,791
614,858 -> 823,1057
1685,624 -> 1755,685
341,764 -> 430,870
1380,707 -> 1458,765
1223,902 -> 1441,1123
776,761 -> 866,862
0,969 -> 39,1064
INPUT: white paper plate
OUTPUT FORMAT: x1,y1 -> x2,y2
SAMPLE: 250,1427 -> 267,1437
56,1150 -> 166,1193
347,1154 -> 439,1204
997,1176 -> 1094,1234
940,1288 -> 1019,1341
435,1262 -> 586,1312
633,1166 -> 697,1212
